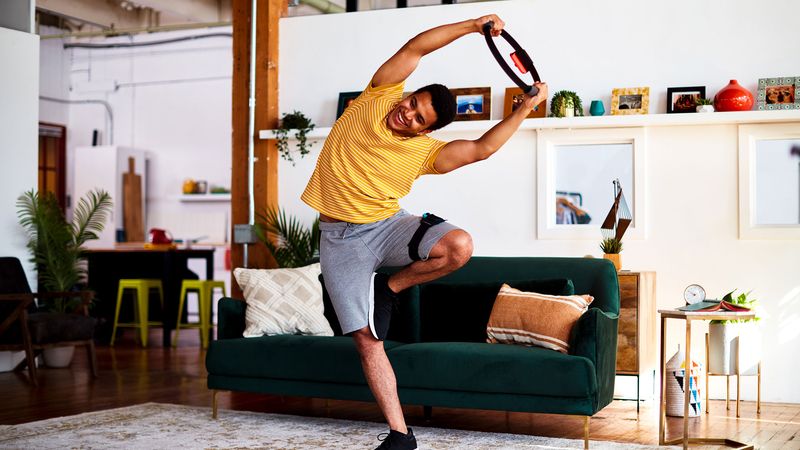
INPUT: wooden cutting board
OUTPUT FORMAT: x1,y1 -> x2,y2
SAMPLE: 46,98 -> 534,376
122,157 -> 144,242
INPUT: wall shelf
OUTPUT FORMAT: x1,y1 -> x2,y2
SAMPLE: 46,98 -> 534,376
179,194 -> 231,202
259,110 -> 800,140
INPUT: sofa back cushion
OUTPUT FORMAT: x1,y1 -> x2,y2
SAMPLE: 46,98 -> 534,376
426,257 -> 619,315
419,278 -> 573,343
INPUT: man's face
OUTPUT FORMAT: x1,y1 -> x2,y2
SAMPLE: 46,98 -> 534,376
386,91 -> 438,137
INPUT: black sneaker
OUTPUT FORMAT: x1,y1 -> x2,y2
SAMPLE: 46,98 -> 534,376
375,428 -> 417,450
368,273 -> 398,341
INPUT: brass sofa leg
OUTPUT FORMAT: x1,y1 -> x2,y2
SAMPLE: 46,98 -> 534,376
212,390 -> 219,419
583,416 -> 590,449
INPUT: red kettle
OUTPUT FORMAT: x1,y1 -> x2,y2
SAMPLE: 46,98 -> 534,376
148,228 -> 173,244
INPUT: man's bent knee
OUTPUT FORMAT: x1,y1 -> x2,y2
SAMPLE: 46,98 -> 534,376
443,230 -> 473,268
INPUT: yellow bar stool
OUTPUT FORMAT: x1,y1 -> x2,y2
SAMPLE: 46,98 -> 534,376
111,279 -> 164,347
174,280 -> 226,349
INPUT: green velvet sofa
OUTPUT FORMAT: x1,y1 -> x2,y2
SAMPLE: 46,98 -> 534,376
206,257 -> 619,447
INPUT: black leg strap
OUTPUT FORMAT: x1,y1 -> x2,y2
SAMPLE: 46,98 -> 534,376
408,213 -> 446,261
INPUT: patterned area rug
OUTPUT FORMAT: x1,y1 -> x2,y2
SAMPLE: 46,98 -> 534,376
0,403 -> 672,449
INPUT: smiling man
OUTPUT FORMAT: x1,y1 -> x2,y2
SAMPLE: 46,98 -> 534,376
301,14 -> 546,450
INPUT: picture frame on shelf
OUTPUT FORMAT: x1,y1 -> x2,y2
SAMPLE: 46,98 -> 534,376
503,87 -> 547,119
336,91 -> 362,119
611,87 -> 650,115
666,86 -> 706,114
757,77 -> 800,110
450,87 -> 491,121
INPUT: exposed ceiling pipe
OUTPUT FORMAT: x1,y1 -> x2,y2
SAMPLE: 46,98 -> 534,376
39,96 -> 114,145
40,21 -> 231,40
298,0 -> 345,14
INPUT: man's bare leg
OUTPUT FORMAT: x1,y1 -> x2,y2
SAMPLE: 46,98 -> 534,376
388,229 -> 473,294
352,327 -> 407,433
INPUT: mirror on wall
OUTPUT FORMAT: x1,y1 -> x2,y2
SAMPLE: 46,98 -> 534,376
537,128 -> 646,240
740,124 -> 800,239
755,138 -> 800,225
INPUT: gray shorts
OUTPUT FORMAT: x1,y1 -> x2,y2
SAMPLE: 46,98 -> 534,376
319,209 -> 461,336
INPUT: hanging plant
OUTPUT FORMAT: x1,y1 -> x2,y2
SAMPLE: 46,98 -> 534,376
275,110 -> 315,165
550,90 -> 584,118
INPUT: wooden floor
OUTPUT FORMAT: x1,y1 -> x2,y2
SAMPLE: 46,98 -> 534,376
1,332 -> 798,449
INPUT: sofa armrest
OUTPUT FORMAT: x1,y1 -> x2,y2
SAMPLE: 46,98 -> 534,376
570,307 -> 618,413
217,297 -> 247,340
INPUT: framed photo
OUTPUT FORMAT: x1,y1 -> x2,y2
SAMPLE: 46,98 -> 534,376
450,87 -> 491,121
503,87 -> 547,119
757,77 -> 800,110
336,91 -> 362,119
666,86 -> 706,114
611,87 -> 650,115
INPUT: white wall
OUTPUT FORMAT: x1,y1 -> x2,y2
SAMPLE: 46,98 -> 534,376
277,0 -> 800,403
0,25 -> 39,371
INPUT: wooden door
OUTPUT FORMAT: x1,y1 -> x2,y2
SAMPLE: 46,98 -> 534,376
38,123 -> 67,210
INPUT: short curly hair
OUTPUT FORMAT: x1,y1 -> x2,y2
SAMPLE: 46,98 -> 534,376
413,84 -> 456,132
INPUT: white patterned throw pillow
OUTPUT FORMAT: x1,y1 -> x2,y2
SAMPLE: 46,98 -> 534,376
234,263 -> 333,337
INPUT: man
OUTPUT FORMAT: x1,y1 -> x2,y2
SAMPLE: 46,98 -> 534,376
301,14 -> 547,450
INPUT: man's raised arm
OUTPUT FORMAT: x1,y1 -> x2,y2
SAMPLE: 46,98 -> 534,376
371,15 -> 505,87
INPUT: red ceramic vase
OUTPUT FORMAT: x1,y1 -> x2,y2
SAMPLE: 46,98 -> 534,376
714,80 -> 754,112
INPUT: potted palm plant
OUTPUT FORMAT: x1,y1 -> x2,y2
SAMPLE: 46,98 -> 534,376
255,207 -> 320,268
17,189 -> 112,367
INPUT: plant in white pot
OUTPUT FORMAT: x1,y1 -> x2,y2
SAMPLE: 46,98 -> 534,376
17,189 -> 112,367
695,97 -> 715,113
707,289 -> 761,376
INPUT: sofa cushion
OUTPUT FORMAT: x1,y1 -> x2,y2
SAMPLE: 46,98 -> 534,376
418,279 -> 574,343
206,335 -> 404,385
487,284 -> 593,353
234,264 -> 333,337
388,342 -> 597,398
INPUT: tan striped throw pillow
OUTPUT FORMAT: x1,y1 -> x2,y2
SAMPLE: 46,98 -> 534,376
234,263 -> 333,338
486,284 -> 594,353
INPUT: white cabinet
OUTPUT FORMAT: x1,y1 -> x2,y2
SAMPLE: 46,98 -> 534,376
73,145 -> 148,248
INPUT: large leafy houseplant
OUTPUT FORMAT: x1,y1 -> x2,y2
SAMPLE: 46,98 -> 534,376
255,207 -> 320,268
17,189 -> 112,313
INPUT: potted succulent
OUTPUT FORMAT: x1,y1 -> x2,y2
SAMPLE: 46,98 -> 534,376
17,189 -> 112,367
695,97 -> 715,113
600,237 -> 622,271
707,289 -> 761,376
274,110 -> 316,166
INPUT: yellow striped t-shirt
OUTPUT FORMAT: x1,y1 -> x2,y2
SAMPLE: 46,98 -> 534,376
301,80 -> 447,224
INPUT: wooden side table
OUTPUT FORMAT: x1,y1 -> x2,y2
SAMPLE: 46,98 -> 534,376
616,271 -> 657,412
658,309 -> 755,449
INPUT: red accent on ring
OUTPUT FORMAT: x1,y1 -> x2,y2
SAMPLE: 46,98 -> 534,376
510,53 -> 528,74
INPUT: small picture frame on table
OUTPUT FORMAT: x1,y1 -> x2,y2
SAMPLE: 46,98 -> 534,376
503,87 -> 547,119
666,86 -> 706,114
450,87 -> 491,121
757,77 -> 800,110
611,87 -> 650,115
336,91 -> 362,119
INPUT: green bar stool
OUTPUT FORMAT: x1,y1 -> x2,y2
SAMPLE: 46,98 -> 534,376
174,280 -> 226,349
111,279 -> 164,347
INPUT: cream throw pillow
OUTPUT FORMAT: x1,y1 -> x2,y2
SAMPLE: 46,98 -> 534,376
486,283 -> 594,353
234,263 -> 333,337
